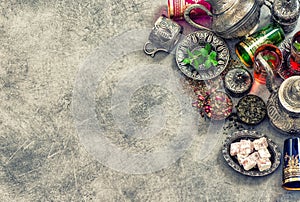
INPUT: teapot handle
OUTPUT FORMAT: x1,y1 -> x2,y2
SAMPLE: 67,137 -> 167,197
184,4 -> 213,31
264,0 -> 274,10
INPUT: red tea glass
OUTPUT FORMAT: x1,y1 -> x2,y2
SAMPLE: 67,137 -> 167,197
167,0 -> 211,26
289,31 -> 300,74
253,44 -> 283,84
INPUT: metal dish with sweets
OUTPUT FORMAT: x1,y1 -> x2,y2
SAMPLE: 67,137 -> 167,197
222,130 -> 281,177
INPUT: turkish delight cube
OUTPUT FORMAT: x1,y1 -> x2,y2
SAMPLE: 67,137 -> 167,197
257,158 -> 272,171
248,152 -> 259,162
239,139 -> 254,156
253,137 -> 268,150
258,148 -> 271,159
237,153 -> 248,165
240,156 -> 257,171
230,142 -> 241,156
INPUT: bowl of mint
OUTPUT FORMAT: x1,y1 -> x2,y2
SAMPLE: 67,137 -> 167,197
182,43 -> 218,71
176,30 -> 230,80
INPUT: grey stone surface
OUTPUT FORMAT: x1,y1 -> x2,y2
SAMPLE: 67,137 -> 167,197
1,0 -> 300,201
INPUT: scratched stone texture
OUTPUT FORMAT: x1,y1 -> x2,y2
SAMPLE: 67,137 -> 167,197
1,0 -> 300,201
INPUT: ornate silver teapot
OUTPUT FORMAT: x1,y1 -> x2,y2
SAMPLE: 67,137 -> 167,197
266,74 -> 300,135
184,0 -> 266,39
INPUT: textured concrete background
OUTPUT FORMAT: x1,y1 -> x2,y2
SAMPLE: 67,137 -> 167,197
1,0 -> 300,201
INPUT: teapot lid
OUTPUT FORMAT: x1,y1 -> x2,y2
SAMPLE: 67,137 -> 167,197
208,0 -> 239,15
211,0 -> 257,34
272,0 -> 299,22
278,76 -> 300,115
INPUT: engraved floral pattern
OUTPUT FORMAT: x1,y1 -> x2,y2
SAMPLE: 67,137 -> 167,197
175,30 -> 229,80
267,91 -> 300,135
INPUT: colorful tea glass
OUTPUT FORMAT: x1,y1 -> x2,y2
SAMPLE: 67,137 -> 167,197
235,24 -> 285,67
253,44 -> 283,84
168,0 -> 211,19
167,0 -> 211,26
289,31 -> 300,74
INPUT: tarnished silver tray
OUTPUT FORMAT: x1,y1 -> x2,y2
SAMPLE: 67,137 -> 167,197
176,30 -> 230,80
222,130 -> 281,177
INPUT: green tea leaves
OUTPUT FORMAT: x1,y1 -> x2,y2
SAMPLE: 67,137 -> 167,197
293,41 -> 300,52
183,58 -> 191,65
182,43 -> 219,70
262,55 -> 276,61
193,59 -> 200,70
262,54 -> 277,68
200,48 -> 208,57
192,49 -> 202,56
187,49 -> 194,58
205,43 -> 211,53
209,51 -> 217,60
204,60 -> 211,68
212,60 -> 218,66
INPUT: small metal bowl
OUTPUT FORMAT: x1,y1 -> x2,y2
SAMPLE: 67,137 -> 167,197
176,30 -> 230,80
224,68 -> 253,97
236,94 -> 267,125
203,91 -> 233,120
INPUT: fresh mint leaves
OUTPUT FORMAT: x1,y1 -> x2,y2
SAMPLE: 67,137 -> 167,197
293,41 -> 300,52
182,44 -> 218,70
262,55 -> 276,67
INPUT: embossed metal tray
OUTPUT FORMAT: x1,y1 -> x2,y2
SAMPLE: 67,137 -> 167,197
175,30 -> 230,80
267,88 -> 300,135
222,130 -> 281,177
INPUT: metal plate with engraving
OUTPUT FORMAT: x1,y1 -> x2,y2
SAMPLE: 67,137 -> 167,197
176,30 -> 230,80
222,130 -> 281,177
224,68 -> 253,97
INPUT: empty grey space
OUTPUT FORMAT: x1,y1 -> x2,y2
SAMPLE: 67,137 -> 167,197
1,0 -> 300,201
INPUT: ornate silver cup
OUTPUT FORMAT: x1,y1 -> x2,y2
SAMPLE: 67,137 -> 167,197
143,16 -> 183,57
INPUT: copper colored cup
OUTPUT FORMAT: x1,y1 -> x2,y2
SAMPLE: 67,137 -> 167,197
143,16 -> 182,57
168,0 -> 211,20
253,44 -> 283,84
